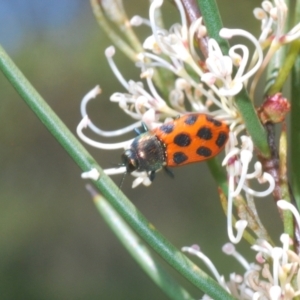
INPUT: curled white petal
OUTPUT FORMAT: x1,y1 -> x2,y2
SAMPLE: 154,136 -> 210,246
105,46 -> 129,90
227,219 -> 248,245
80,86 -> 102,115
149,0 -> 164,52
182,246 -> 229,291
104,167 -> 127,175
227,175 -> 248,244
80,86 -> 142,137
222,147 -> 239,166
229,45 -> 249,81
77,116 -> 133,149
222,243 -> 251,270
90,121 -> 141,138
220,28 -> 263,83
246,162 -> 262,179
277,200 -> 300,230
232,149 -> 252,197
242,172 -> 275,197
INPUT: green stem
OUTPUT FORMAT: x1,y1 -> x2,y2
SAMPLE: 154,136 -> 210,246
0,44 -> 234,300
90,0 -> 137,61
206,158 -> 228,196
291,54 -> 300,207
264,0 -> 289,95
197,0 -> 270,157
196,0 -> 228,55
291,0 -> 300,209
235,89 -> 270,157
89,185 -> 195,300
279,126 -> 294,237
267,41 -> 300,95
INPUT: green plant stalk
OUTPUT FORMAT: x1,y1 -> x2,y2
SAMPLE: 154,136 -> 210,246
235,89 -> 270,158
279,126 -> 294,238
261,5 -> 296,238
267,41 -> 300,95
197,0 -> 270,158
0,45 -> 234,300
264,43 -> 286,95
291,55 -> 300,207
89,185 -> 195,300
90,0 -> 137,61
206,158 -> 228,196
196,0 -> 228,55
264,0 -> 289,95
291,0 -> 300,209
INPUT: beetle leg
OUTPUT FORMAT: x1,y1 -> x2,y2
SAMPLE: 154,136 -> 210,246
134,122 -> 149,136
164,167 -> 174,178
149,170 -> 156,181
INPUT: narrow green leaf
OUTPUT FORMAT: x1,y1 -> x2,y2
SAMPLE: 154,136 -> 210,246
291,50 -> 300,208
235,89 -> 270,158
267,41 -> 300,96
291,0 -> 300,208
89,185 -> 195,300
206,158 -> 228,196
196,0 -> 228,55
279,127 -> 294,237
0,44 -> 235,300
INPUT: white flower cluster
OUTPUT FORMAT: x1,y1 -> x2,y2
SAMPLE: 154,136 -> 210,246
78,0 -> 300,298
183,200 -> 300,300
78,0 -> 268,185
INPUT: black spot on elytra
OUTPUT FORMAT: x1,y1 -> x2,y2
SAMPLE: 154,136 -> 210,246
206,116 -> 222,127
184,115 -> 198,125
174,133 -> 191,147
197,127 -> 213,140
160,123 -> 174,134
173,152 -> 188,164
216,132 -> 228,148
196,146 -> 212,157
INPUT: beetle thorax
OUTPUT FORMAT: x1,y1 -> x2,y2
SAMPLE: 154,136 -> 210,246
126,133 -> 166,173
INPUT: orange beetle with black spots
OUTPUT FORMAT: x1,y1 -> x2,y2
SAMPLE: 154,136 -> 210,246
122,113 -> 229,181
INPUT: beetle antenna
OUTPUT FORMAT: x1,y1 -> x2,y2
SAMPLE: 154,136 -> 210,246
119,172 -> 127,189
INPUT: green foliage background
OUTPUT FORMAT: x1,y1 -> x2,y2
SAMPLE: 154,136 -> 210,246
0,1 -> 282,299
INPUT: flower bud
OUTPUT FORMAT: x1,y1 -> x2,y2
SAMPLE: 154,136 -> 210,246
257,93 -> 290,124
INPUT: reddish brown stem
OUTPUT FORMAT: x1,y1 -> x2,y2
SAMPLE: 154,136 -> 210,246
258,122 -> 300,252
180,0 -> 209,58
258,123 -> 281,200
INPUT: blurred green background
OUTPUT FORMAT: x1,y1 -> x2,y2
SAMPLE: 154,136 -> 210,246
0,1 -> 283,299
